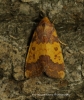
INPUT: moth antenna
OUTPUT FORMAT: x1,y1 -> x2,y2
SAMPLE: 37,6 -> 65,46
39,10 -> 46,18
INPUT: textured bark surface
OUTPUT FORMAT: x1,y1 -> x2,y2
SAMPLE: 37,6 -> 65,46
0,0 -> 84,100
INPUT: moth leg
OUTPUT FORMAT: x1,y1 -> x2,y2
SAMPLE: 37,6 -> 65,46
58,39 -> 67,46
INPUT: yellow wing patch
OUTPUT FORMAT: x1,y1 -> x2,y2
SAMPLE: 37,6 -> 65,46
26,42 -> 64,64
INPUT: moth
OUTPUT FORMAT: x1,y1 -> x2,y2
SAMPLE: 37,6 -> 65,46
25,17 -> 65,79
